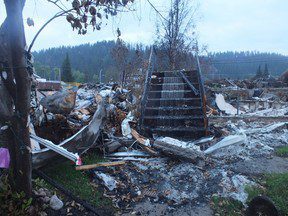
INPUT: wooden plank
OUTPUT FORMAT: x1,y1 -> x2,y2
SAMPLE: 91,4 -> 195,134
130,129 -> 158,155
75,161 -> 126,171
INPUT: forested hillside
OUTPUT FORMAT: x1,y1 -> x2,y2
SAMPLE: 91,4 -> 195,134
33,41 -> 288,82
33,41 -> 150,83
207,51 -> 288,79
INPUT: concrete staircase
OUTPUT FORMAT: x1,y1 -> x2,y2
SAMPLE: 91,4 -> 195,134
141,70 -> 208,139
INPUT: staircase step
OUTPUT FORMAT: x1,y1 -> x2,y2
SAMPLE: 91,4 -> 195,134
147,98 -> 202,107
151,77 -> 183,84
148,90 -> 198,99
150,83 -> 199,91
141,70 -> 207,139
151,76 -> 199,84
144,106 -> 203,116
143,126 -> 207,139
152,70 -> 199,78
143,116 -> 205,127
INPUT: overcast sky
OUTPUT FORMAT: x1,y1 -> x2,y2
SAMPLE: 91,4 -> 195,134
1,0 -> 288,54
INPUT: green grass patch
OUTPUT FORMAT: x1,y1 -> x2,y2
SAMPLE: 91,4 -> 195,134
245,173 -> 288,215
275,146 -> 288,157
42,151 -> 112,209
245,185 -> 265,203
211,195 -> 244,216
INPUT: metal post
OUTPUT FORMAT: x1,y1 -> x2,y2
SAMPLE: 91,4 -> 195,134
99,69 -> 103,84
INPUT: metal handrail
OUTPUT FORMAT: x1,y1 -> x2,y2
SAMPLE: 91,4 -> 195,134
139,47 -> 154,130
195,54 -> 208,134
178,70 -> 199,95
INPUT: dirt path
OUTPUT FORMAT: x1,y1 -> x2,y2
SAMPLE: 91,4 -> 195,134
231,156 -> 288,176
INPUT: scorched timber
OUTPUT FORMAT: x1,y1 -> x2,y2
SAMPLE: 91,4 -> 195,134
153,140 -> 205,164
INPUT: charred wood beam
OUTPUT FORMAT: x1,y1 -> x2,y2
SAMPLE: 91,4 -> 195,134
153,140 -> 205,164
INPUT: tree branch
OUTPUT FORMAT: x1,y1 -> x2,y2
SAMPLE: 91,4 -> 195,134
28,9 -> 73,53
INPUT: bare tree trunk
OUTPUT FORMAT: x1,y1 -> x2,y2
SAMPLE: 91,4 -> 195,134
4,0 -> 32,197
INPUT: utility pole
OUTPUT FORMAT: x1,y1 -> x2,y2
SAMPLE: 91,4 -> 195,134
99,69 -> 103,83
4,0 -> 32,196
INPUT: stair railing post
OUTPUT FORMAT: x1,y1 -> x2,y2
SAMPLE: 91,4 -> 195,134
195,49 -> 209,135
139,46 -> 154,131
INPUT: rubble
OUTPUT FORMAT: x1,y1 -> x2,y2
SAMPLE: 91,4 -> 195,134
153,139 -> 205,164
40,89 -> 77,114
22,74 -> 288,214
156,137 -> 201,152
215,93 -> 241,115
94,172 -> 118,191
220,171 -> 256,203
204,134 -> 247,154
121,112 -> 133,138
49,195 -> 64,210
108,150 -> 151,158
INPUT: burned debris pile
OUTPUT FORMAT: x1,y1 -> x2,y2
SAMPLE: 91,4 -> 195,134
3,70 -> 287,214
205,77 -> 288,117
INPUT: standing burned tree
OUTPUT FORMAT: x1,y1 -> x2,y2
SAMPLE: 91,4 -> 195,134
154,0 -> 199,70
0,0 -> 134,197
111,29 -> 129,85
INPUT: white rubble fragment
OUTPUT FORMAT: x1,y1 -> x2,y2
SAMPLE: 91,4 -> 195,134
36,78 -> 47,82
118,101 -> 127,110
188,136 -> 214,145
108,150 -> 150,157
246,107 -> 288,117
220,171 -> 255,204
156,137 -> 201,152
95,172 -> 117,191
26,115 -> 31,127
49,195 -> 63,210
106,104 -> 116,113
121,112 -> 133,138
121,88 -> 129,93
99,89 -> 114,98
246,122 -> 288,135
144,139 -> 151,147
215,93 -> 243,115
75,100 -> 92,110
0,125 -> 9,131
2,71 -> 7,79
29,123 -> 41,151
81,114 -> 91,122
108,157 -> 150,162
30,134 -> 82,165
34,105 -> 45,126
204,134 -> 247,154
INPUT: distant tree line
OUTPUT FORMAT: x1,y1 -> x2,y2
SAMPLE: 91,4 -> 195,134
206,51 -> 288,79
33,42 -> 288,82
33,41 -> 151,83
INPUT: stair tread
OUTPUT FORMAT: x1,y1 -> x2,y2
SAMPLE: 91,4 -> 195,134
143,126 -> 206,131
145,106 -> 202,110
152,70 -> 198,74
144,116 -> 205,119
148,98 -> 201,101
150,83 -> 199,85
149,90 -> 195,93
